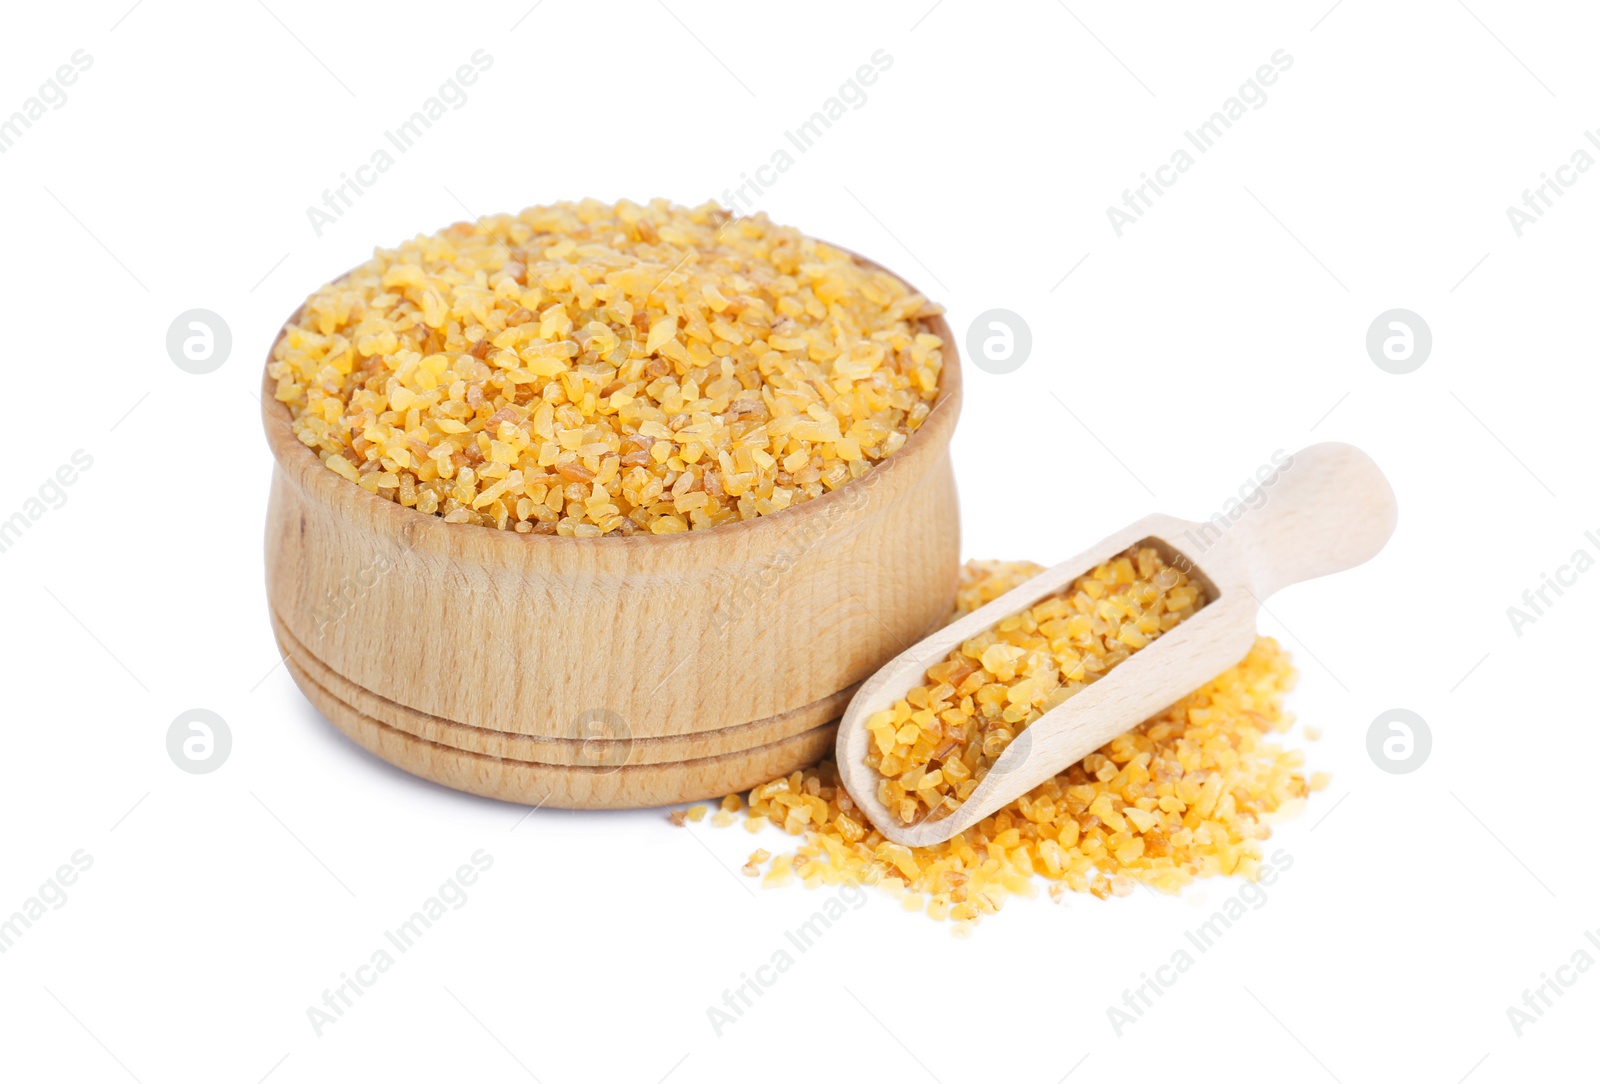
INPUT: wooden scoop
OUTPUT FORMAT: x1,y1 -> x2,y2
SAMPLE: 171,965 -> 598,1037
835,442 -> 1398,848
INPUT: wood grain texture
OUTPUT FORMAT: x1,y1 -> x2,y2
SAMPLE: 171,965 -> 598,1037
837,442 -> 1398,847
285,643 -> 840,808
272,607 -> 856,765
262,251 -> 961,806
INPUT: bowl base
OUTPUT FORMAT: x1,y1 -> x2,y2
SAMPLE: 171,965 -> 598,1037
273,615 -> 839,808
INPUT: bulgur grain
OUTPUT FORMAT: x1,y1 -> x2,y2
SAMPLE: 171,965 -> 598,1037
269,199 -> 945,535
717,560 -> 1313,926
865,546 -> 1207,825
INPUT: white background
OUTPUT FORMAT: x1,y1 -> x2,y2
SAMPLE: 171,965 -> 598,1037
1,1 -> 1595,1081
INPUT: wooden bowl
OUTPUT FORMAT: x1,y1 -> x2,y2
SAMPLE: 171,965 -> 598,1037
262,251 -> 963,808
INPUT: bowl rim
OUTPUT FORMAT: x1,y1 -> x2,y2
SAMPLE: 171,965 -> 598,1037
260,240 -> 962,563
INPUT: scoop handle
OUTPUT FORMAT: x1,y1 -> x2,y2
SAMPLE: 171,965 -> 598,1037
1227,442 -> 1398,599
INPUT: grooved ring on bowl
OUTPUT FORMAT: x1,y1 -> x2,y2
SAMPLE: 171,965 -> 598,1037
273,607 -> 855,765
284,643 -> 839,809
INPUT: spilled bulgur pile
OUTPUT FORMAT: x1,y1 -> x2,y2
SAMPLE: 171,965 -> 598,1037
683,560 -> 1321,927
865,545 -> 1208,826
269,199 -> 945,536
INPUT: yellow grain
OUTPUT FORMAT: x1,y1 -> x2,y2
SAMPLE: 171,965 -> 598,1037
716,559 -> 1315,926
869,546 -> 1209,826
270,199 -> 944,535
